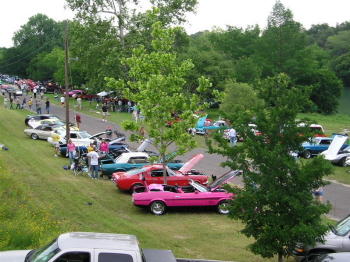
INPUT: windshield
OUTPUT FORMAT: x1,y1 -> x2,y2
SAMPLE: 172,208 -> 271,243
166,167 -> 177,177
125,168 -> 147,176
332,214 -> 350,236
28,237 -> 60,262
79,132 -> 91,139
51,120 -> 64,125
191,181 -> 209,192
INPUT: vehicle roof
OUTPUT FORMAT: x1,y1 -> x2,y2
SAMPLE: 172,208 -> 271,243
317,252 -> 350,261
121,152 -> 149,157
57,232 -> 140,251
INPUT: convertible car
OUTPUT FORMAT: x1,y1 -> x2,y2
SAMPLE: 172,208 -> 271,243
100,151 -> 186,178
111,154 -> 207,193
132,170 -> 241,215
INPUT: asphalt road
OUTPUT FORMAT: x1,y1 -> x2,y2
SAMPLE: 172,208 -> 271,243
20,92 -> 350,221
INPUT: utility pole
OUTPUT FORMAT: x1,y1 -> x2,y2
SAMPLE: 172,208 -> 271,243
64,21 -> 70,142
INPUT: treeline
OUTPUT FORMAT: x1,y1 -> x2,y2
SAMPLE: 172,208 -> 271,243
0,0 -> 349,115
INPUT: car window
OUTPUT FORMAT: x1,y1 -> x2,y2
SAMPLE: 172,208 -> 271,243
319,140 -> 331,145
70,134 -> 78,139
150,170 -> 164,177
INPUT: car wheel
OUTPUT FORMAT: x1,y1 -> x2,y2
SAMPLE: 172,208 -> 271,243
302,150 -> 312,159
217,200 -> 230,215
339,157 -> 347,167
149,201 -> 166,215
130,183 -> 143,194
31,133 -> 39,140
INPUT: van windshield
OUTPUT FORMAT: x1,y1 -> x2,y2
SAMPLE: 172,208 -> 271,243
28,237 -> 60,262
332,215 -> 350,236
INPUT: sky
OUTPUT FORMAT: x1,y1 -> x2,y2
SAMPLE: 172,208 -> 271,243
1,0 -> 350,48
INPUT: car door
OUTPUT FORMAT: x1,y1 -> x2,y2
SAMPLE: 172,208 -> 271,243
316,139 -> 331,153
172,190 -> 210,207
146,169 -> 165,184
35,125 -> 47,139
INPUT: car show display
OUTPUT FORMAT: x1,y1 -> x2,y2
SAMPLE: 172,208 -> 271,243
132,170 -> 240,215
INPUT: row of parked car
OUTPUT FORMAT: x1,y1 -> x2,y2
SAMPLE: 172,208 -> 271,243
22,114 -> 239,216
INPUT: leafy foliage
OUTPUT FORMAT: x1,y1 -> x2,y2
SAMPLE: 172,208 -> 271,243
208,74 -> 333,262
106,21 -> 212,183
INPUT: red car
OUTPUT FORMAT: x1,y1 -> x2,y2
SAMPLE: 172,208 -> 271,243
111,159 -> 207,193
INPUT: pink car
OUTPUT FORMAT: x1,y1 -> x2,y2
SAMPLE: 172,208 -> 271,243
132,170 -> 241,215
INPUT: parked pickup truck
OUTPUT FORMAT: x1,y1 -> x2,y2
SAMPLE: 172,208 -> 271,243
292,214 -> 350,262
0,232 -> 231,262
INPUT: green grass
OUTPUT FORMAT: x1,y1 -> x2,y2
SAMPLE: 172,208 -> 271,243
0,101 -> 283,262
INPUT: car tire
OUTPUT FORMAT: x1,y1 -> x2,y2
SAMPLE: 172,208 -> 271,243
130,183 -> 143,194
337,157 -> 347,167
149,201 -> 166,215
31,133 -> 39,140
217,200 -> 230,215
302,150 -> 312,159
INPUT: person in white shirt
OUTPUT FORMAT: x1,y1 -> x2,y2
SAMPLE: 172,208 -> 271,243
228,128 -> 236,147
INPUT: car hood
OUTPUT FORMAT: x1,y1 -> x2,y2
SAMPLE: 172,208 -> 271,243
209,170 -> 241,191
195,115 -> 208,129
90,132 -> 106,138
0,250 -> 31,262
321,135 -> 348,159
178,154 -> 203,173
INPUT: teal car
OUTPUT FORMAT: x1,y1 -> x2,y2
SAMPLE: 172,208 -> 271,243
100,151 -> 183,178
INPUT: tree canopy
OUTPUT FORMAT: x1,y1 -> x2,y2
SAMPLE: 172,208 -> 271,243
106,21 -> 212,183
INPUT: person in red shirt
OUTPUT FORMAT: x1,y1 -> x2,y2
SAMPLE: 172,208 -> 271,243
74,113 -> 81,129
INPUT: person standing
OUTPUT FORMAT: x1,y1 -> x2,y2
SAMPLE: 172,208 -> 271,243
22,97 -> 27,109
102,103 -> 108,122
40,90 -> 44,100
228,127 -> 237,147
67,139 -> 76,166
118,100 -> 122,112
33,87 -> 37,99
312,186 -> 323,203
77,96 -> 82,110
51,130 -> 60,157
106,127 -> 112,140
3,97 -> 8,108
9,97 -> 14,109
45,98 -> 50,113
36,100 -> 42,114
87,142 -> 96,177
60,95 -> 65,107
139,126 -> 146,138
127,100 -> 131,113
99,139 -> 109,154
28,97 -> 32,111
87,149 -> 101,180
74,113 -> 81,129
15,98 -> 21,109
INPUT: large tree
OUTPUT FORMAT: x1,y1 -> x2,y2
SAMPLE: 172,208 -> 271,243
208,74 -> 333,262
106,21 -> 212,183
255,1 -> 307,77
65,0 -> 198,89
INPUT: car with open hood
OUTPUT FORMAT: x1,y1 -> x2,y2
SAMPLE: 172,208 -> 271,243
132,170 -> 240,215
111,154 -> 207,193
320,134 -> 349,166
300,135 -> 348,159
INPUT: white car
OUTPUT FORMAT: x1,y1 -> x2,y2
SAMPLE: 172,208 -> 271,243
47,131 -> 106,146
320,134 -> 350,166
